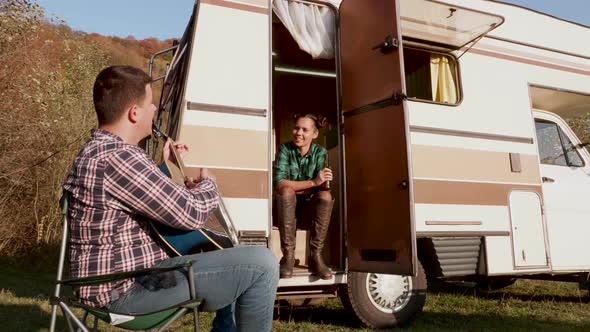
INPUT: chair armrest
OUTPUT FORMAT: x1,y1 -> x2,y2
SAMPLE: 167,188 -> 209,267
58,261 -> 193,286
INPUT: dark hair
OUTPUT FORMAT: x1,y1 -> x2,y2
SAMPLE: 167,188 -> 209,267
93,66 -> 152,125
295,113 -> 323,131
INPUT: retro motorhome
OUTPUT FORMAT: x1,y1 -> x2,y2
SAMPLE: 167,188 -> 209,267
148,0 -> 590,328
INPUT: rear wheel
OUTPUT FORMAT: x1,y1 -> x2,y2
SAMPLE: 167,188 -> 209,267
339,262 -> 427,329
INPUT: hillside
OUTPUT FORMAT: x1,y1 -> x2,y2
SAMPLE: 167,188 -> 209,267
0,0 -> 178,255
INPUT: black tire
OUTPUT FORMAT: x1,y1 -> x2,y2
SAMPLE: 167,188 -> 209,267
339,261 -> 427,329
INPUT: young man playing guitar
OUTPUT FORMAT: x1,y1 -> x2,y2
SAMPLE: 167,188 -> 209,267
63,65 -> 278,332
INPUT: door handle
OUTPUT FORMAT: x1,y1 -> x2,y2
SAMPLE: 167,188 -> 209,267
371,35 -> 398,54
542,176 -> 555,183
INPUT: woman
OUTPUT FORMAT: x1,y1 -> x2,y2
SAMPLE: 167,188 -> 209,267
273,114 -> 333,279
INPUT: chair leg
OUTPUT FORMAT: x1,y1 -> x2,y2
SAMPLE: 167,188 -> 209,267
81,310 -> 89,325
59,303 -> 90,332
60,305 -> 75,332
154,307 -> 188,332
187,262 -> 198,332
49,304 -> 59,332
193,308 -> 199,332
91,315 -> 99,332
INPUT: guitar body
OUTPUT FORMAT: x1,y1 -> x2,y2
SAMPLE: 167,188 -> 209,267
151,221 -> 232,256
150,139 -> 237,256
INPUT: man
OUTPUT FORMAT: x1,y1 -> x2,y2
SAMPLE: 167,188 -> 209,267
63,65 -> 278,332
273,114 -> 333,279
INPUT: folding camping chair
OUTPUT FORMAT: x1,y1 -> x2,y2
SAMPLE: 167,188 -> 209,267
49,193 -> 201,332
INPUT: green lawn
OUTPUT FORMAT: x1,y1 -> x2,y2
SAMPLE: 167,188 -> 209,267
1,256 -> 589,331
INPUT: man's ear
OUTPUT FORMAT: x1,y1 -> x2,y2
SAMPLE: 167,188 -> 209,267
127,105 -> 138,124
312,129 -> 319,139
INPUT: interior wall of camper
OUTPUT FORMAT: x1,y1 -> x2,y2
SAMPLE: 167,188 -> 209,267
271,18 -> 341,267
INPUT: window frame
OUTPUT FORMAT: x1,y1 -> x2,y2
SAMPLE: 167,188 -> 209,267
402,45 -> 463,107
535,119 -> 585,168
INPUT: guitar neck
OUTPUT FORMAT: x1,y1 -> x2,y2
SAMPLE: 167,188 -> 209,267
152,125 -> 190,183
168,138 -> 189,181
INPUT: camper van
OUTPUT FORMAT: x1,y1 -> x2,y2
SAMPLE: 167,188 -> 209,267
148,0 -> 590,328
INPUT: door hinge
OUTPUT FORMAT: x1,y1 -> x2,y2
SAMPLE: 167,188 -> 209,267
392,92 -> 407,105
372,34 -> 399,54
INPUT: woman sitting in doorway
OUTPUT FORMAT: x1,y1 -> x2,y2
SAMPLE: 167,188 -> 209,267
273,114 -> 333,280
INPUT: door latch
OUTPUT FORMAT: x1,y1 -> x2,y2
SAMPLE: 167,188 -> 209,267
542,176 -> 555,183
399,180 -> 408,189
372,35 -> 399,54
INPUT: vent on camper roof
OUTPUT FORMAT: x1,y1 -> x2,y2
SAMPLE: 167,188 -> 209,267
400,0 -> 504,49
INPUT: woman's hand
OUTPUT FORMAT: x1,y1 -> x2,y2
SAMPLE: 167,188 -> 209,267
312,168 -> 333,186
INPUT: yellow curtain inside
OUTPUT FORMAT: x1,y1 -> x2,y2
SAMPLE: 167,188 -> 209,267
430,55 -> 457,104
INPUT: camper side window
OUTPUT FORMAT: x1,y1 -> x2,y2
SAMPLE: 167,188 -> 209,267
403,48 -> 460,105
535,120 -> 584,167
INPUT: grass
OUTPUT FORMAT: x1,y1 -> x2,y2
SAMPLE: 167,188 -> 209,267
1,256 -> 589,331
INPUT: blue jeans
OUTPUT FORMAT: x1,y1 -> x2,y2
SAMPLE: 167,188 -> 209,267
107,246 -> 279,332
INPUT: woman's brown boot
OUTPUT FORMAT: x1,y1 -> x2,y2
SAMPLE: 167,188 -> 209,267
277,194 -> 297,278
309,198 -> 334,279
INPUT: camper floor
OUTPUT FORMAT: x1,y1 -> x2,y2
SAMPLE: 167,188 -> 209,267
277,266 -> 346,288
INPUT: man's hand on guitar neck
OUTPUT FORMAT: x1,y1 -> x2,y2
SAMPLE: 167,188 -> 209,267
200,168 -> 215,182
162,140 -> 216,186
163,140 -> 190,162
185,168 -> 215,188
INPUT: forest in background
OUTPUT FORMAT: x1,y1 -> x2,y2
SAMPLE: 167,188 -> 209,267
0,0 -> 176,255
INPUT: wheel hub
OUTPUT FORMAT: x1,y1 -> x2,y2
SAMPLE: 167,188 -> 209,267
366,273 -> 412,313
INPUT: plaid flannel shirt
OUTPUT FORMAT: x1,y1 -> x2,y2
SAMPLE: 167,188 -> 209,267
63,129 -> 219,307
273,142 -> 327,188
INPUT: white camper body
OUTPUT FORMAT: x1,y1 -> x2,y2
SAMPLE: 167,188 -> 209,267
151,0 -> 590,327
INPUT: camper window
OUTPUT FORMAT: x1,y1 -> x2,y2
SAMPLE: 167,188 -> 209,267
535,120 -> 584,167
403,47 -> 460,105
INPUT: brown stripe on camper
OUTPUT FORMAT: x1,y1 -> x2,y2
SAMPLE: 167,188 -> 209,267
184,167 -> 268,198
413,179 -> 542,206
478,42 -> 590,72
202,0 -> 268,14
178,125 -> 268,170
412,145 -> 541,184
187,101 -> 267,117
469,48 -> 590,77
410,126 -> 533,144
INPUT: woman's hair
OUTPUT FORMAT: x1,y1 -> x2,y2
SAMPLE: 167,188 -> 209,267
295,113 -> 324,130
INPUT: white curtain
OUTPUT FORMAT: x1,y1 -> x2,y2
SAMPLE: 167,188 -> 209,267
273,0 -> 342,59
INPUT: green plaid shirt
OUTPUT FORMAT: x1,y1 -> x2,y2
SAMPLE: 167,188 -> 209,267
273,142 -> 327,188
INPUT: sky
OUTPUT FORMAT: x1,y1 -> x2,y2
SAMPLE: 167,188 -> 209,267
37,0 -> 196,40
37,0 -> 590,40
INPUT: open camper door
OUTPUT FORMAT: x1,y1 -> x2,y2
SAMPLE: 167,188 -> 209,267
171,0 -> 271,237
339,0 -> 414,275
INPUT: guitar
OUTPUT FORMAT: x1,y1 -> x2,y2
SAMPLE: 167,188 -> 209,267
150,125 -> 239,256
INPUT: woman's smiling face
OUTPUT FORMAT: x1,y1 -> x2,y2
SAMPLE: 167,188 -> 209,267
292,117 -> 318,149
